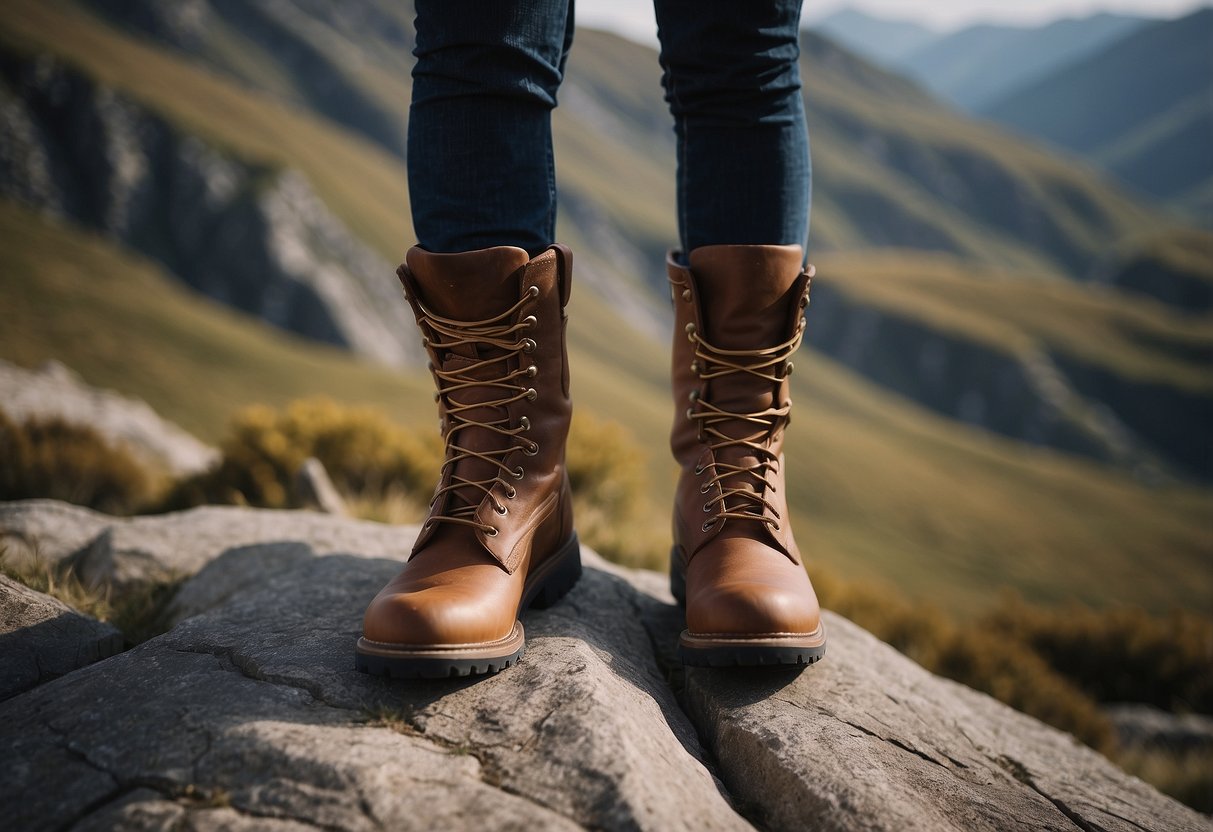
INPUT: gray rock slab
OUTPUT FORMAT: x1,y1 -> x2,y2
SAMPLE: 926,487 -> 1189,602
682,612 -> 1210,832
0,515 -> 748,831
0,503 -> 1203,831
0,573 -> 123,700
0,359 -> 218,476
0,500 -> 416,589
0,499 -> 111,569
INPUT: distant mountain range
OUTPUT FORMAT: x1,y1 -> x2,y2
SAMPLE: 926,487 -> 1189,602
811,6 -> 1212,224
811,8 -> 938,65
983,8 -> 1213,221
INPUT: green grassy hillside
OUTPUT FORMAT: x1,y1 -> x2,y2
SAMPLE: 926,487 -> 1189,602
5,199 -> 1210,617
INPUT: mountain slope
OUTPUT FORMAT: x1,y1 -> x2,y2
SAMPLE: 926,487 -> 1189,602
51,0 -> 1170,282
983,9 -> 1213,217
897,13 -> 1150,110
4,197 -> 1210,616
811,8 -> 938,66
799,30 -> 1161,276
2,1 -> 1210,615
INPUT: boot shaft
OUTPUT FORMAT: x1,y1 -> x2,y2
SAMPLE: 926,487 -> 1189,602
399,244 -> 574,573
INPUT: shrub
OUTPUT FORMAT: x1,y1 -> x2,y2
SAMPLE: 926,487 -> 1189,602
162,397 -> 442,511
566,411 -> 666,569
161,399 -> 667,566
813,567 -> 1115,750
0,409 -> 152,514
981,595 -> 1213,713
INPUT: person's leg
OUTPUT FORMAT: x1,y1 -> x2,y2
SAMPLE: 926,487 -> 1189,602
654,0 -> 810,255
655,0 -> 826,668
408,0 -> 576,254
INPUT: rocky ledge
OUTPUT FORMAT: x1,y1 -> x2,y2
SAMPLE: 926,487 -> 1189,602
0,500 -> 1206,831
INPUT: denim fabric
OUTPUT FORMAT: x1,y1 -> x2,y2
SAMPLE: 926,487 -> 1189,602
408,0 -> 809,257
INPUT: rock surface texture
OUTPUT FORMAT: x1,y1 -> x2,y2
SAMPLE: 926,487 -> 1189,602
0,574 -> 122,701
0,501 -> 1207,831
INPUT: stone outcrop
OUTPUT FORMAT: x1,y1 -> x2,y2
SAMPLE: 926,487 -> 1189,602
0,359 -> 218,476
0,573 -> 122,701
0,501 -> 1206,831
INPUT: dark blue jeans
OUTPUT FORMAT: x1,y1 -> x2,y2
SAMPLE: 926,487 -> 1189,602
409,0 -> 810,257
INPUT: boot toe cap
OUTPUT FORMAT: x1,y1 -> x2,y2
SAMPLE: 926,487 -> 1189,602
362,583 -> 513,647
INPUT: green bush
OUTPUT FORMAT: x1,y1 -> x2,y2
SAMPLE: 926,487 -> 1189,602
0,409 -> 152,514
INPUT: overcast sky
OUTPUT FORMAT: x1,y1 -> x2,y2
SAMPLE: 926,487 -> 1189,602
577,0 -> 1208,44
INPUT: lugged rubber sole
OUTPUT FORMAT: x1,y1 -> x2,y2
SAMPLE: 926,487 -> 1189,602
677,628 -> 827,668
669,546 -> 827,668
354,532 -> 582,679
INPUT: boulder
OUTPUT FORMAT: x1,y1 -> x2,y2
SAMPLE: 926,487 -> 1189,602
0,359 -> 218,476
0,574 -> 123,701
0,500 -> 413,589
0,502 -> 1205,831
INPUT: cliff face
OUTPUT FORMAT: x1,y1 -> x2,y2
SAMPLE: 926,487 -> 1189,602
806,279 -> 1213,482
0,50 -> 419,368
0,500 -> 1206,832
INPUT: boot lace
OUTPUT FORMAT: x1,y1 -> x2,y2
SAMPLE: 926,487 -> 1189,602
685,318 -> 805,533
419,286 -> 541,536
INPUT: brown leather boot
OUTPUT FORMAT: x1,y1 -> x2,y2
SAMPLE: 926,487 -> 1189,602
356,244 -> 580,678
667,244 -> 826,667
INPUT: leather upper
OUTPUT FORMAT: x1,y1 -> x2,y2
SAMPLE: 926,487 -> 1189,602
668,244 -> 822,637
361,245 -> 575,647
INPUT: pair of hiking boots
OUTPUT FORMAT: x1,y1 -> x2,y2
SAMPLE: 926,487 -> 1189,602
355,243 -> 825,678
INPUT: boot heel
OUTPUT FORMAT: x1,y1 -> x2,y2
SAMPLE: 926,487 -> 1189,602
529,533 -> 582,610
669,546 -> 687,607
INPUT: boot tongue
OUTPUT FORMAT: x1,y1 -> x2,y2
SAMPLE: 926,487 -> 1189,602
687,246 -> 804,521
407,246 -> 530,359
688,245 -> 802,437
689,245 -> 803,351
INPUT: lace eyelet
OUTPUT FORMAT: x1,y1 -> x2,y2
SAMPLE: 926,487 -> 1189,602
522,315 -> 537,329
522,338 -> 537,353
681,288 -> 691,302
512,466 -> 525,480
505,486 -> 516,499
699,483 -> 711,494
702,503 -> 712,513
527,285 -> 540,298
526,364 -> 538,378
523,442 -> 539,456
688,390 -> 699,402
686,408 -> 694,420
693,464 -> 704,475
701,520 -> 715,533
785,362 -> 794,376
486,527 -> 499,537
524,387 -> 537,401
519,416 -> 531,431
495,505 -> 507,516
